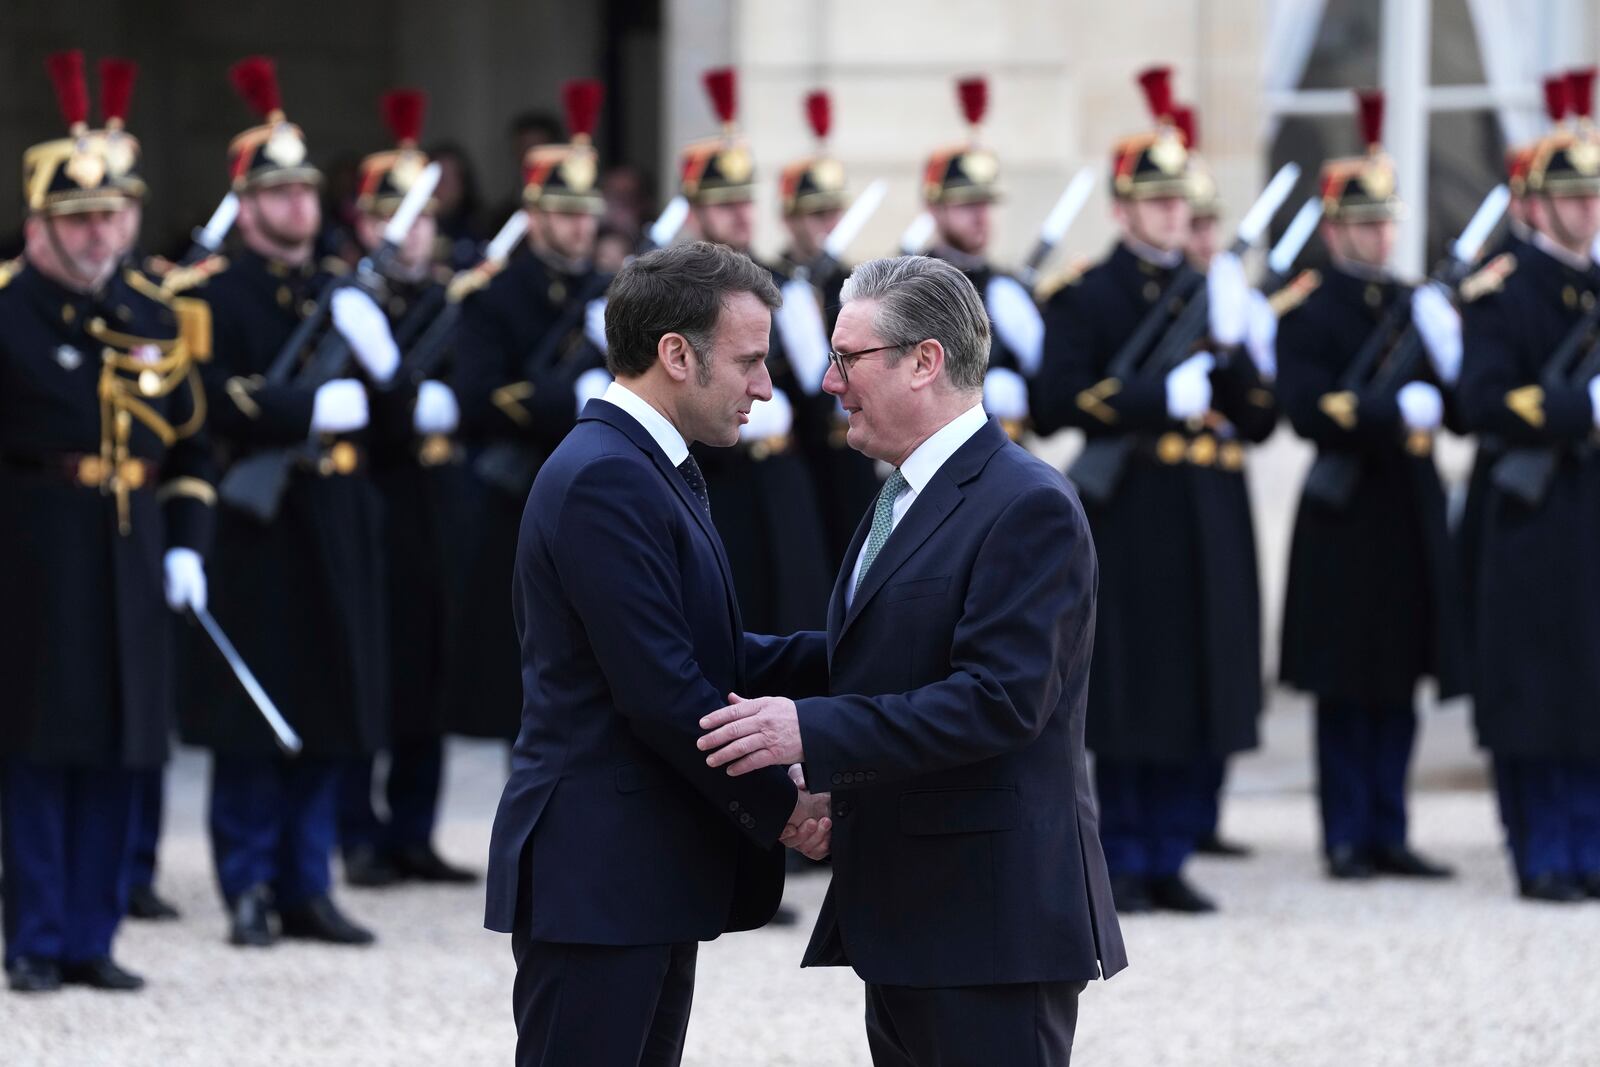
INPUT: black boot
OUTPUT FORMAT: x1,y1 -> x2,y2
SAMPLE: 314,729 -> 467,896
228,884 -> 276,947
6,957 -> 61,993
343,844 -> 401,888
127,884 -> 181,920
1371,845 -> 1454,879
61,957 -> 145,992
1149,874 -> 1218,914
279,895 -> 375,945
1195,833 -> 1253,859
1109,875 -> 1153,914
1326,846 -> 1375,881
391,843 -> 477,884
1519,874 -> 1585,903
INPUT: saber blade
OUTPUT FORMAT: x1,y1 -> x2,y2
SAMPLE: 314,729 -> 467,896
192,606 -> 302,755
823,179 -> 889,261
1235,162 -> 1302,248
1266,197 -> 1323,278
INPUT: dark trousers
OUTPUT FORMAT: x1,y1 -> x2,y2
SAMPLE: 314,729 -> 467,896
510,933 -> 697,1067
339,738 -> 445,852
1315,701 -> 1415,854
208,754 -> 338,909
128,767 -> 165,891
1198,757 -> 1228,839
1494,756 -> 1600,881
0,758 -> 136,966
1095,758 -> 1212,877
865,979 -> 1085,1067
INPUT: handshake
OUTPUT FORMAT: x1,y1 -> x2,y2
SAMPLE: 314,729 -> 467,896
698,694 -> 830,861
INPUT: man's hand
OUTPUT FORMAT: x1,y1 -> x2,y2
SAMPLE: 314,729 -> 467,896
698,693 -> 803,775
779,765 -> 831,861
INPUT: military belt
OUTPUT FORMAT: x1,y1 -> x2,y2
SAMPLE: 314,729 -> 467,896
1,451 -> 161,491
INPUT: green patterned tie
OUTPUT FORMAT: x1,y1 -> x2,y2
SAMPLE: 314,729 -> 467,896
855,469 -> 909,598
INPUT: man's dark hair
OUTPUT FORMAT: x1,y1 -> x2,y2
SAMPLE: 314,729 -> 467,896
604,241 -> 781,379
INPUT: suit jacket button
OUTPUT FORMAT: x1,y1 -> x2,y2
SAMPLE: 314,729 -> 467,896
866,771 -> 878,782
833,802 -> 852,818
842,772 -> 854,784
728,801 -> 740,813
831,773 -> 842,785
741,814 -> 755,828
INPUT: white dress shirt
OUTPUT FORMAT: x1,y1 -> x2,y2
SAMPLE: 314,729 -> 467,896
601,380 -> 688,465
846,403 -> 989,608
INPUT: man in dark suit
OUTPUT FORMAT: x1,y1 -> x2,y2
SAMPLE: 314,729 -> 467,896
484,241 -> 830,1067
700,256 -> 1125,1066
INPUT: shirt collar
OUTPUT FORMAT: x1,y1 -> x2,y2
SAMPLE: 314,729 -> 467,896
897,404 -> 988,496
602,380 -> 689,465
1120,236 -> 1184,270
1531,229 -> 1595,272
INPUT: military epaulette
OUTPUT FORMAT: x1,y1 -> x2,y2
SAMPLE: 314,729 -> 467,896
0,257 -> 19,289
321,256 -> 352,277
123,267 -> 173,305
160,255 -> 228,296
1460,252 -> 1516,303
432,263 -> 456,287
1034,257 -> 1092,302
1268,269 -> 1321,318
446,262 -> 501,304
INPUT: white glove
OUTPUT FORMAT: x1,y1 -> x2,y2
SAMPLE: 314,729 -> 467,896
740,389 -> 794,441
983,367 -> 1029,420
1207,251 -> 1252,347
1397,380 -> 1443,432
1244,290 -> 1278,378
574,366 -> 612,417
1588,376 -> 1600,428
413,380 -> 459,435
1165,352 -> 1215,420
331,288 -> 400,384
311,379 -> 370,434
584,298 -> 609,354
163,547 -> 207,613
985,275 -> 1044,376
1411,283 -> 1463,387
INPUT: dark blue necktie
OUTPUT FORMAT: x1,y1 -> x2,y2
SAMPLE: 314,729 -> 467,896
676,454 -> 712,517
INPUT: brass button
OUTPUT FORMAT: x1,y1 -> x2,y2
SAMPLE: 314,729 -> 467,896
76,455 -> 106,486
139,369 -> 162,396
1405,430 -> 1433,457
1188,435 -> 1217,467
418,434 -> 454,467
1564,285 -> 1578,310
1219,441 -> 1245,470
61,304 -> 77,324
120,460 -> 147,490
329,441 -> 359,475
301,299 -> 319,318
277,285 -> 292,308
1156,433 -> 1187,465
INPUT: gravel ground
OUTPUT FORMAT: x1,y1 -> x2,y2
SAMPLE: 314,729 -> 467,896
5,701 -> 1600,1067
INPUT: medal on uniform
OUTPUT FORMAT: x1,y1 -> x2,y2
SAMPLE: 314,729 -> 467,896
55,344 -> 83,371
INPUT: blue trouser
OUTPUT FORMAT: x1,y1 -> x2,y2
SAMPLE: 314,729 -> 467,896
1095,759 -> 1214,878
1494,757 -> 1600,881
1315,702 -> 1415,855
0,758 -> 136,966
128,768 -> 164,891
338,738 -> 444,852
208,755 -> 338,910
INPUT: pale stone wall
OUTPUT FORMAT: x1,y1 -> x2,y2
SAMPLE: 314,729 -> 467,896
666,0 -> 1268,269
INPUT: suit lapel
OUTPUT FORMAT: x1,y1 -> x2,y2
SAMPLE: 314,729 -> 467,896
828,507 -> 873,649
581,401 -> 745,650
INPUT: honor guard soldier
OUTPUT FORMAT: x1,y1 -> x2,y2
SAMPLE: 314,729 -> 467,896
1030,67 -> 1277,914
680,68 -> 831,633
774,90 -> 883,571
1277,91 -> 1464,884
451,79 -> 613,742
173,56 -> 391,948
1,51 -> 215,992
921,76 -> 1042,439
1459,69 -> 1600,903
338,90 -> 475,888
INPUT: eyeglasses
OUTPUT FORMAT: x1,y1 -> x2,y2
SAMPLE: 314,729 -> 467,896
827,343 -> 908,386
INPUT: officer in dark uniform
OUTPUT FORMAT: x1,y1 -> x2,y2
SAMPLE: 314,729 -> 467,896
680,68 -> 831,634
1,50 -> 215,992
1030,67 -> 1277,914
773,89 -> 882,572
337,90 -> 476,888
1277,91 -> 1463,883
921,75 -> 1041,440
1459,80 -> 1600,903
450,80 -> 613,742
173,56 -> 390,947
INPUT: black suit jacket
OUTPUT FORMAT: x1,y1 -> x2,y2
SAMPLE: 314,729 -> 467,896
484,399 -> 824,943
797,417 -> 1127,987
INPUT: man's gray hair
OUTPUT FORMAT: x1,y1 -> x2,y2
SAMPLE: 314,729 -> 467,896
839,256 -> 990,392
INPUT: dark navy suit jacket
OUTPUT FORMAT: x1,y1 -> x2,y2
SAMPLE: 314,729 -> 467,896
484,399 -> 824,943
797,417 -> 1128,987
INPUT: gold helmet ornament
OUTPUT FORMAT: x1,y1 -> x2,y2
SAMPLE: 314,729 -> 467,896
523,79 -> 606,215
679,67 -> 755,206
922,76 -> 1001,206
225,56 -> 321,193
779,90 -> 848,216
1110,66 -> 1192,201
1319,89 -> 1403,222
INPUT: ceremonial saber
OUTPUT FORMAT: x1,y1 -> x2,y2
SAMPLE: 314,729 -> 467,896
643,195 -> 690,252
180,193 -> 239,267
1020,167 -> 1096,285
1233,162 -> 1301,251
1263,197 -> 1323,289
823,179 -> 889,263
485,210 -> 529,264
1451,184 -> 1511,266
191,606 -> 303,756
899,212 -> 935,256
